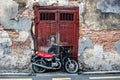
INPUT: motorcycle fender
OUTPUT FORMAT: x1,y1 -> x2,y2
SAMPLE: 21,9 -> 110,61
31,55 -> 41,62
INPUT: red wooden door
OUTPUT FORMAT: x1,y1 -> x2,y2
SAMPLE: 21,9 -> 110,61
34,6 -> 79,60
36,10 -> 57,46
58,9 -> 79,59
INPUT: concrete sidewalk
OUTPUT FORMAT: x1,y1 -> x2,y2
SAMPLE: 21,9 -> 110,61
0,70 -> 120,76
78,70 -> 120,74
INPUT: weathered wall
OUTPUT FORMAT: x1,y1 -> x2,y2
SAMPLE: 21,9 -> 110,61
0,0 -> 34,72
0,0 -> 120,72
78,0 -> 120,71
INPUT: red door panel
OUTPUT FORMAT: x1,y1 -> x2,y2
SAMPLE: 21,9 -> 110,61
34,6 -> 79,60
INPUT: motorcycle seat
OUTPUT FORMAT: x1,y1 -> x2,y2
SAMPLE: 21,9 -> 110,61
36,51 -> 53,58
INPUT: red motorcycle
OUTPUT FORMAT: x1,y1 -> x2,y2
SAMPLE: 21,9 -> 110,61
31,46 -> 79,73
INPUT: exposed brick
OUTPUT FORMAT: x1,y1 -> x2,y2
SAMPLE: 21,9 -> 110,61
10,38 -> 31,56
80,26 -> 120,52
4,29 -> 19,39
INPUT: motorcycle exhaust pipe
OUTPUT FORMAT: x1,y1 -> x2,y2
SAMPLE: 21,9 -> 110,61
32,63 -> 61,70
32,63 -> 53,69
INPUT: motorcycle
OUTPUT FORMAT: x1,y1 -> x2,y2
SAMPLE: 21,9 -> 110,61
31,46 -> 79,73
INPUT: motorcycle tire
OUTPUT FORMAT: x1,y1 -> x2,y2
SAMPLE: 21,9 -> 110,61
64,59 -> 79,74
32,59 -> 46,73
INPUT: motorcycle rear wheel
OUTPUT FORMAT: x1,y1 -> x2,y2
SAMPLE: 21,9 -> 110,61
65,59 -> 78,74
32,59 -> 46,73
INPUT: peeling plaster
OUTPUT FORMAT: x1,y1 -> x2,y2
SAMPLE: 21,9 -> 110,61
15,31 -> 29,42
81,45 -> 120,71
115,41 -> 120,54
78,36 -> 94,64
97,0 -> 120,13
78,36 -> 94,55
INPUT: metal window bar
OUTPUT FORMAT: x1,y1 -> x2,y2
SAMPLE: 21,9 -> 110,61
40,13 -> 55,20
60,13 -> 73,21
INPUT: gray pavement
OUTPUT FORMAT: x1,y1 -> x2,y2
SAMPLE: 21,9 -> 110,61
0,71 -> 120,80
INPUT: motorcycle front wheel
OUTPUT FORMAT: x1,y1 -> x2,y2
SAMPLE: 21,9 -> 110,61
65,59 -> 79,74
32,59 -> 46,73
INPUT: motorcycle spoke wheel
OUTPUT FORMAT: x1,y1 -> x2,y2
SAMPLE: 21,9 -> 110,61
32,60 -> 46,73
65,59 -> 78,74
